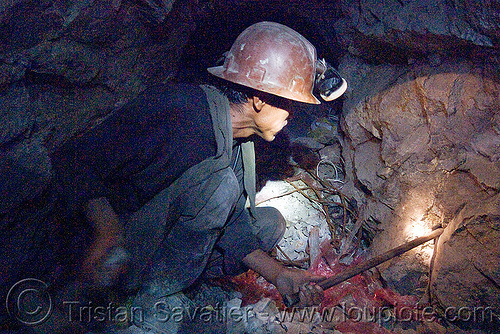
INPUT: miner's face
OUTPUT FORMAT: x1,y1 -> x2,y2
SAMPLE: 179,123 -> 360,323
253,104 -> 290,141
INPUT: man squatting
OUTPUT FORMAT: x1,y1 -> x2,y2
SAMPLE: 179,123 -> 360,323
51,21 -> 348,325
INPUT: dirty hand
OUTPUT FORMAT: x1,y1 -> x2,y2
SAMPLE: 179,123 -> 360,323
81,197 -> 129,287
81,235 -> 129,287
275,268 -> 324,307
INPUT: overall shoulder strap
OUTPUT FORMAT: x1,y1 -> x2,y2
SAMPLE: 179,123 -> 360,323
241,140 -> 256,215
200,85 -> 232,162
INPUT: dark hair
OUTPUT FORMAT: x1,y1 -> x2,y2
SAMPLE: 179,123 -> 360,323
213,77 -> 293,113
217,81 -> 253,104
255,90 -> 293,112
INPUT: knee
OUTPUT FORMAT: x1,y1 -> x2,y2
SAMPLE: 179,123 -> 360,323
177,168 -> 239,230
204,168 -> 239,216
252,206 -> 286,252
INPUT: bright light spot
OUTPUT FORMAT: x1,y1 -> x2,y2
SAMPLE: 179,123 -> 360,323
406,217 -> 432,239
255,180 -> 332,262
405,216 -> 436,263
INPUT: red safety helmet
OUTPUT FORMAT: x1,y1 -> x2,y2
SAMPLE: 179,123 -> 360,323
208,21 -> 322,104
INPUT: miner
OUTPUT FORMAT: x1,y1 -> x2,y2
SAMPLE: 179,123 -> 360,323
52,21 -> 347,315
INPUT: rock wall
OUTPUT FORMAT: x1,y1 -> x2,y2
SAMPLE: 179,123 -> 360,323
336,0 -> 500,317
0,0 -> 204,216
335,0 -> 499,63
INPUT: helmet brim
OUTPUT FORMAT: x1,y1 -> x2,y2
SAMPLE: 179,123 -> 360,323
207,65 -> 224,78
207,66 -> 321,105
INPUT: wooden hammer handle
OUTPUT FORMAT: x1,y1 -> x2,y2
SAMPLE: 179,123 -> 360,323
283,228 -> 444,307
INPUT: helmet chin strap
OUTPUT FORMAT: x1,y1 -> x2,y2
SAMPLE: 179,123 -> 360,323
315,58 -> 348,101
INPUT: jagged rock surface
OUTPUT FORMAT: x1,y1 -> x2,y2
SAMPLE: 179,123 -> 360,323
335,0 -> 499,63
0,0 -> 198,214
339,52 -> 500,310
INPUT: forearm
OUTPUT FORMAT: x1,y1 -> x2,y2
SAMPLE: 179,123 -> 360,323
82,197 -> 127,286
242,249 -> 283,286
242,248 -> 325,307
85,197 -> 122,239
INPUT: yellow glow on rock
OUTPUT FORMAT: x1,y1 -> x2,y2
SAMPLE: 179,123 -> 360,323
405,216 -> 436,263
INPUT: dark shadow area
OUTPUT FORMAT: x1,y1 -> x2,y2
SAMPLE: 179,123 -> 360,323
176,1 -> 343,83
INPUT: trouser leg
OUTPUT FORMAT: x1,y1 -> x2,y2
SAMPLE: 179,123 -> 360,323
251,206 -> 286,252
203,205 -> 286,278
124,167 -> 239,332
149,169 -> 240,295
124,167 -> 239,295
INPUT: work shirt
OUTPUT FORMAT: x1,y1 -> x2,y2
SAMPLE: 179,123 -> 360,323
52,83 -> 217,215
51,83 -> 260,281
